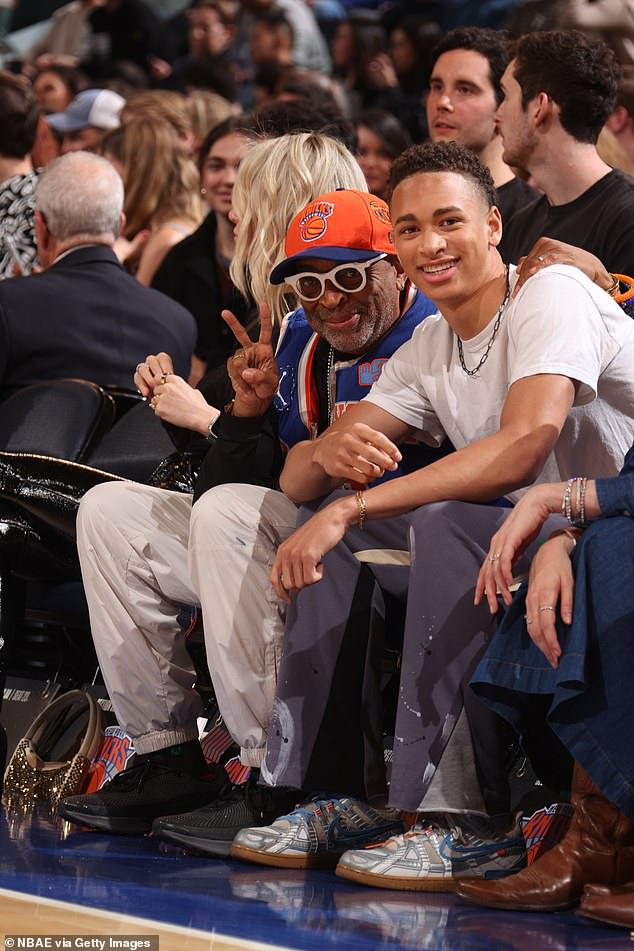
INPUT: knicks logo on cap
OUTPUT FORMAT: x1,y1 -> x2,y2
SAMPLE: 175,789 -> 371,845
370,200 -> 391,226
299,201 -> 335,242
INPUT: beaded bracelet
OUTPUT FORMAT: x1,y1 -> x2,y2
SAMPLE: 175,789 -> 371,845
561,476 -> 587,526
577,476 -> 587,526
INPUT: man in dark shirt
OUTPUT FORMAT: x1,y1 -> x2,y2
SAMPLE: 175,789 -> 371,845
498,29 -> 634,276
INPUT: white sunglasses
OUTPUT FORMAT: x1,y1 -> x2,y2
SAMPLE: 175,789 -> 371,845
284,254 -> 387,301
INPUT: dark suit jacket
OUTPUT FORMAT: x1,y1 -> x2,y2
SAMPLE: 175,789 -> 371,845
0,245 -> 197,400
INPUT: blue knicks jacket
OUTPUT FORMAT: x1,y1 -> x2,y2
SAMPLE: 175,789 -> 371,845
273,285 -> 441,480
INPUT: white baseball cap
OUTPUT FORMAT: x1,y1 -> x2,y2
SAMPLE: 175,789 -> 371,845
47,89 -> 125,133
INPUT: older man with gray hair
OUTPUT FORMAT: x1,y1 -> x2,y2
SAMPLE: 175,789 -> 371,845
0,150 -> 196,402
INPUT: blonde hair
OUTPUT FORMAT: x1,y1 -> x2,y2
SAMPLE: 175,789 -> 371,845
187,89 -> 237,150
230,132 -> 367,323
596,125 -> 634,175
101,118 -> 203,238
120,90 -> 193,144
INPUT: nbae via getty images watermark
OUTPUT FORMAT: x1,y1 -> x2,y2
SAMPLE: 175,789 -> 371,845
4,938 -> 158,950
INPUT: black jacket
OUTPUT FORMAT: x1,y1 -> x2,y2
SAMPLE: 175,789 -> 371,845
152,212 -> 257,368
0,244 -> 197,401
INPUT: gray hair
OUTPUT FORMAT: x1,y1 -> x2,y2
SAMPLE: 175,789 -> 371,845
35,152 -> 124,241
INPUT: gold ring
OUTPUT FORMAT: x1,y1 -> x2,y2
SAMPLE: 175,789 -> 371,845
539,605 -> 555,612
160,372 -> 170,384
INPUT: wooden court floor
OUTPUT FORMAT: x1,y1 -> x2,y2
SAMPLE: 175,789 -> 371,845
1,888 -> 290,951
0,804 -> 631,951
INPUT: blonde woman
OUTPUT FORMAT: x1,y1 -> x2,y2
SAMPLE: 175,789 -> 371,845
102,118 -> 203,285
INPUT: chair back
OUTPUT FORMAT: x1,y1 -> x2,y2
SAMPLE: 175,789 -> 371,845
0,379 -> 116,461
86,400 -> 175,482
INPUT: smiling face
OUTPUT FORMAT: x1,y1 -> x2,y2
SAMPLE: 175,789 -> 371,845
201,132 -> 248,217
390,170 -> 502,314
297,256 -> 402,354
426,48 -> 498,156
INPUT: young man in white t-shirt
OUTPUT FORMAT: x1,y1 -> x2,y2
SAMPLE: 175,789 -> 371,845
229,141 -> 634,888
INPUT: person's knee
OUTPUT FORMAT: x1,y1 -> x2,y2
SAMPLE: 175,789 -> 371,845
189,484 -> 254,541
77,481 -> 132,544
408,499 -> 473,539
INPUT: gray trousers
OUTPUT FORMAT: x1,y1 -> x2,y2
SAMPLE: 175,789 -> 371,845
263,494 -> 563,813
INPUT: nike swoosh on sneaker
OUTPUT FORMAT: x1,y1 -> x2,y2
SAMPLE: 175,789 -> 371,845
438,832 -> 524,869
328,814 -> 401,851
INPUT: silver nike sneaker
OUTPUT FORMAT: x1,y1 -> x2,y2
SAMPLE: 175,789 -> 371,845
231,795 -> 404,869
336,811 -> 527,891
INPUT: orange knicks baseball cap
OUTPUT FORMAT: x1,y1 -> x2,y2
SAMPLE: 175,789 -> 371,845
269,189 -> 396,285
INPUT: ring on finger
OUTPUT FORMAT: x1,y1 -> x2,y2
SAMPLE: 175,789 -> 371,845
539,605 -> 555,613
524,615 -> 533,625
160,371 -> 170,385
537,255 -> 545,262
136,362 -> 149,372
488,553 -> 501,564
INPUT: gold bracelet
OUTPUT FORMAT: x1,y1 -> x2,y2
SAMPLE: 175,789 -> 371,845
562,528 -> 580,548
606,273 -> 620,298
356,490 -> 366,529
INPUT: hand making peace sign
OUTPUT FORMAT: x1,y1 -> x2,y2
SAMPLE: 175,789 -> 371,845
222,303 -> 279,417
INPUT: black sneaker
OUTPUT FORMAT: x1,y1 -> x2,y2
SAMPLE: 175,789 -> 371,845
152,777 -> 301,857
57,758 -> 232,834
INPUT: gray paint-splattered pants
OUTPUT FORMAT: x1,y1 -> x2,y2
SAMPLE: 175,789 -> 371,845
263,494 -> 562,813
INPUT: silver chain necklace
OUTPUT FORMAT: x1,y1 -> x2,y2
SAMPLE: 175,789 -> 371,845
457,265 -> 511,376
326,345 -> 335,424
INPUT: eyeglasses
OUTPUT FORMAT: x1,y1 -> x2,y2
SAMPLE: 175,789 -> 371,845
284,254 -> 387,301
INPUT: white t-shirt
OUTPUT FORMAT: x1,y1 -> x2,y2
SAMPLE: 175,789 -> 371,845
365,264 -> 634,499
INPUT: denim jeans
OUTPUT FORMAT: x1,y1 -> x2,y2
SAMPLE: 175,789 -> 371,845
472,515 -> 634,817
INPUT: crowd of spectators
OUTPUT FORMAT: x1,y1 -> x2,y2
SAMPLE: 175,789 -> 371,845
1,0 -> 634,935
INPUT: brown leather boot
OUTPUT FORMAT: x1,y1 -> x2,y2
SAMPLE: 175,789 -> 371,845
578,884 -> 634,928
582,881 -> 634,898
455,763 -> 634,912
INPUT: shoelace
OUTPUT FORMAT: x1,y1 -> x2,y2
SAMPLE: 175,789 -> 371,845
105,758 -> 201,793
105,759 -> 166,792
401,814 -> 457,843
245,780 -> 299,816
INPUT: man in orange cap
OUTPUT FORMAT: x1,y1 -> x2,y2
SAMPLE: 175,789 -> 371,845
58,189 -> 440,848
